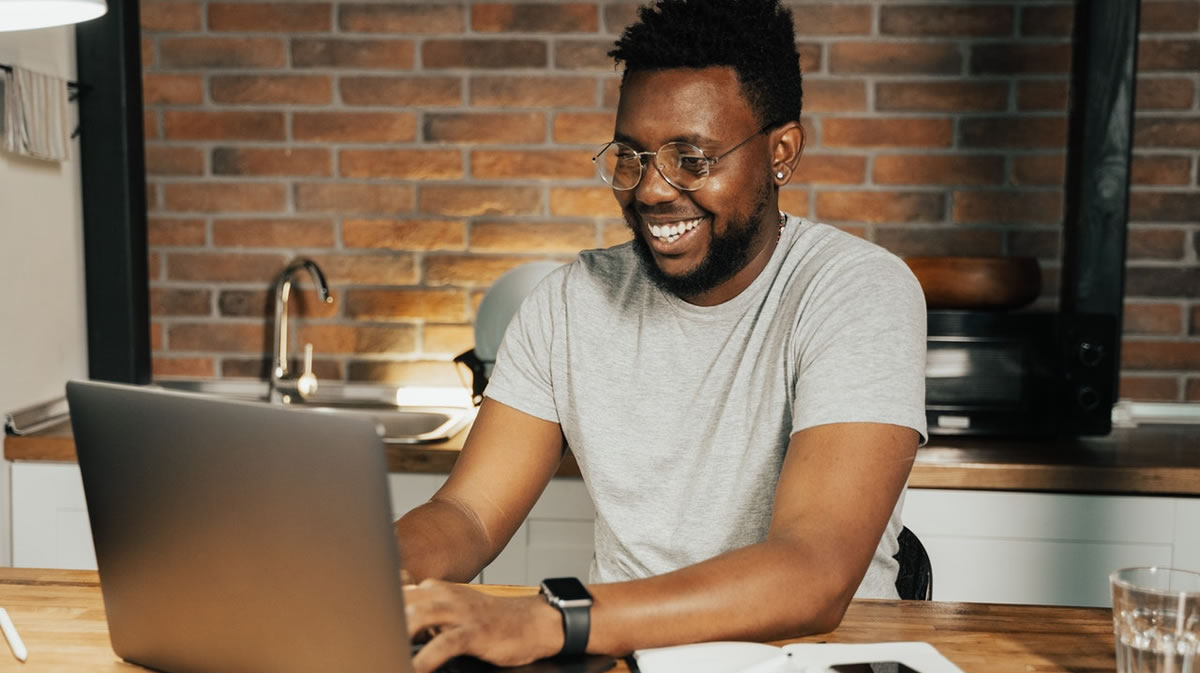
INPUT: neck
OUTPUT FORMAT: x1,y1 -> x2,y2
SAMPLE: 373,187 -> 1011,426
680,210 -> 786,307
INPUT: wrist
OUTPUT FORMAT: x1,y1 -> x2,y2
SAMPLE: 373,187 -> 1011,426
525,594 -> 567,658
539,577 -> 593,656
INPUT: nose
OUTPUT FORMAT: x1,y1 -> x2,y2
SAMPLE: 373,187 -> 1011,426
632,156 -> 680,206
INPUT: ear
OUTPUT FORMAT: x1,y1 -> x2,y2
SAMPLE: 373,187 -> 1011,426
769,122 -> 805,186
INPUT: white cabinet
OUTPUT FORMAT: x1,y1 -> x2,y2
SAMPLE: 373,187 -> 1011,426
7,463 -> 595,583
481,477 -> 596,585
902,488 -> 1198,607
10,462 -> 96,570
11,461 -> 1196,610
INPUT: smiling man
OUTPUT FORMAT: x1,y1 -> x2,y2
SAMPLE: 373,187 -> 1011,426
393,1 -> 927,671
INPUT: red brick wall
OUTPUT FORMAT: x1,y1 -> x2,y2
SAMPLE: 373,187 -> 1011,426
141,0 -> 1200,402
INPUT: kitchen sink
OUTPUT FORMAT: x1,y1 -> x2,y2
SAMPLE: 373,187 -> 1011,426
154,379 -> 476,444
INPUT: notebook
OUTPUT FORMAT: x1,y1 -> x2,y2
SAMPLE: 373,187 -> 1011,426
633,641 -> 966,673
66,379 -> 614,673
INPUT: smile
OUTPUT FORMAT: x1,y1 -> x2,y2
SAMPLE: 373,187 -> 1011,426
647,217 -> 704,243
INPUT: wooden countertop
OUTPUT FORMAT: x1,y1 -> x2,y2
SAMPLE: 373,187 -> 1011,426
0,567 -> 1116,672
5,419 -> 1199,496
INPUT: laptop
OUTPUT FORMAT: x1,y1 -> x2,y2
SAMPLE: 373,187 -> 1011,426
66,380 -> 615,673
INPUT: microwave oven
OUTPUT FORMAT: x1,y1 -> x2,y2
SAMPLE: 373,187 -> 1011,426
925,310 -> 1117,438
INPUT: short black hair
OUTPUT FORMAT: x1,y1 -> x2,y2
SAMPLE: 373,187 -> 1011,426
608,0 -> 803,127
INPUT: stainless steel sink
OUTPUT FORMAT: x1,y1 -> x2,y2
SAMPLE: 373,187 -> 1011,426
154,379 -> 476,444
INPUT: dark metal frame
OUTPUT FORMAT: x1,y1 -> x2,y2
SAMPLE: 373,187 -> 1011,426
1057,0 -> 1141,434
75,0 -> 151,384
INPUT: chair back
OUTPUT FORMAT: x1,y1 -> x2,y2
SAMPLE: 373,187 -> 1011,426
893,526 -> 933,600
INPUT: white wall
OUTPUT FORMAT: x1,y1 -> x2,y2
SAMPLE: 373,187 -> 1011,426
0,26 -> 89,566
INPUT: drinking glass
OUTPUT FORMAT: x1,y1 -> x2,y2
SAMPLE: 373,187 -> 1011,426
1111,567 -> 1200,673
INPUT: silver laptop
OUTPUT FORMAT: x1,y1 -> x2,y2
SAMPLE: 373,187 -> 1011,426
66,379 -> 614,673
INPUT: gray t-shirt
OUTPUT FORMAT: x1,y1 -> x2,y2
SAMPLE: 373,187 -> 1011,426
485,215 -> 927,598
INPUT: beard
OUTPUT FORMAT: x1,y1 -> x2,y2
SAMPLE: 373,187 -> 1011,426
626,182 -> 773,300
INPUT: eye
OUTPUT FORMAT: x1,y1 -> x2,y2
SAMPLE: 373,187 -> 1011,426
614,148 -> 640,163
678,154 -> 709,174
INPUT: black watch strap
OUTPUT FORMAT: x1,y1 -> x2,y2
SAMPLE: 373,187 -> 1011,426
540,577 -> 592,657
558,601 -> 590,656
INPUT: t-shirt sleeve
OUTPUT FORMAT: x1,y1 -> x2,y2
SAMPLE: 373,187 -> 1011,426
480,268 -> 564,424
791,252 -> 928,444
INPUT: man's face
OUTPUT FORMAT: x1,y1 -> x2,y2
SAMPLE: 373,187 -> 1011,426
612,67 -> 777,305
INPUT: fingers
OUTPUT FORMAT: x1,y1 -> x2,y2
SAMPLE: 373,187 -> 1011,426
405,581 -> 469,673
403,582 -> 551,673
411,626 -> 473,673
404,579 -> 459,639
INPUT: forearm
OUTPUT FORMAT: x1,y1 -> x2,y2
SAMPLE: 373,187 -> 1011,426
394,398 -> 564,583
393,496 -> 496,583
586,536 -> 862,654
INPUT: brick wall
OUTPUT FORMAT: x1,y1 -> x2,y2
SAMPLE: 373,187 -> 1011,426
141,0 -> 1200,402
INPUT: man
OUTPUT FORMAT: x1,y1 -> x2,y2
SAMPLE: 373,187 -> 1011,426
395,0 -> 927,670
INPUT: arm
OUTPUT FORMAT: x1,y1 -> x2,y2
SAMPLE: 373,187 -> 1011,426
587,421 -> 917,647
393,396 -> 566,583
404,420 -> 918,672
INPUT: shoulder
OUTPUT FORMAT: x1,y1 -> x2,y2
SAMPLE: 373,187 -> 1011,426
536,241 -> 647,307
574,241 -> 641,285
780,219 -> 922,299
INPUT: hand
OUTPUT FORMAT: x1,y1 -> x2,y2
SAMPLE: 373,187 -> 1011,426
404,579 -> 564,673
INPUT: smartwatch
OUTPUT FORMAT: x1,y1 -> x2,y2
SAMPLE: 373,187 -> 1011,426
539,577 -> 593,657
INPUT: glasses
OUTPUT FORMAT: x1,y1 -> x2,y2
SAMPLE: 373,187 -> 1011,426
592,123 -> 773,192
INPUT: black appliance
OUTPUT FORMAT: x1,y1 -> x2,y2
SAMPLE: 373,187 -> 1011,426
925,311 -> 1117,437
924,0 -> 1139,439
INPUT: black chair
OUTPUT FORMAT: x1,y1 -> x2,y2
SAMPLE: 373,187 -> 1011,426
893,526 -> 933,600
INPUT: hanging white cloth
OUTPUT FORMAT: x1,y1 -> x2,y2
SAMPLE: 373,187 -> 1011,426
2,65 -> 71,162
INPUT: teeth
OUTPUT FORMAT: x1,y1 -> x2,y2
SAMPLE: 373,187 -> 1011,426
648,217 -> 702,241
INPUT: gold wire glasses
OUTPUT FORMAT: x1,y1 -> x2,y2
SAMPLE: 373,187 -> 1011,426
592,123 -> 773,192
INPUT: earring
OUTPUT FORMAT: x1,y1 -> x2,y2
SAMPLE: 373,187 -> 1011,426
776,171 -> 785,179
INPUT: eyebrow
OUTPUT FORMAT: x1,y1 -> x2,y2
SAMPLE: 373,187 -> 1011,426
611,131 -> 721,150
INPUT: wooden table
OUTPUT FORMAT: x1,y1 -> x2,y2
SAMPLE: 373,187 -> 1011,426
0,567 -> 1117,672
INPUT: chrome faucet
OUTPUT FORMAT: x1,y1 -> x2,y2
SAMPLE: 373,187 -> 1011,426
270,258 -> 334,403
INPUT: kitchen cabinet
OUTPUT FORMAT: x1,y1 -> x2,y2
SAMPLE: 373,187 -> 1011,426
901,488 -> 1198,607
11,462 -> 96,569
11,462 -> 1197,609
8,463 -> 596,584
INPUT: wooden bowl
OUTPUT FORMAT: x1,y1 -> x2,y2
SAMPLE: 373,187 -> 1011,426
904,256 -> 1042,310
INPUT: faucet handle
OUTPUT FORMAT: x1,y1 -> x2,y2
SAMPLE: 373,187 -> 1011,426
297,343 -> 319,399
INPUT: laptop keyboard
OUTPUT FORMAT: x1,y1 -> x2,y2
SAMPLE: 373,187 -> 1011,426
413,642 -> 618,673
438,656 -> 499,673
413,642 -> 496,672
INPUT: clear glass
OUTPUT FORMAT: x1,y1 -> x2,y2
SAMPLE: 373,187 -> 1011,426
1111,567 -> 1200,673
592,123 -> 771,192
594,141 -> 712,191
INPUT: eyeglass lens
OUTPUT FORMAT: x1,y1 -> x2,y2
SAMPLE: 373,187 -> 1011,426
595,142 -> 711,191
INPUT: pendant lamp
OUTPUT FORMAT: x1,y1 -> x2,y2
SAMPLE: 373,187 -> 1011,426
0,0 -> 107,32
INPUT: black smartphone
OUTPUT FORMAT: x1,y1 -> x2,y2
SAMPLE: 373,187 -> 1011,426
830,663 -> 923,673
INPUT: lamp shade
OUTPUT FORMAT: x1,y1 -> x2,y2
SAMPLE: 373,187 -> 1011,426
0,0 -> 107,32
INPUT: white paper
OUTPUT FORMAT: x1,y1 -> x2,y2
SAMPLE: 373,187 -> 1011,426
635,641 -> 782,673
781,642 -> 966,673
634,641 -> 965,673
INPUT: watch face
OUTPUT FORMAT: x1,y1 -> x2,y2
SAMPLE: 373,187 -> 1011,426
541,577 -> 591,602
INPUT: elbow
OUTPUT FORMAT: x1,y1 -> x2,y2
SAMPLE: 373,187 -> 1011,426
759,575 -> 855,639
807,593 -> 852,635
755,538 -> 868,638
779,561 -> 860,637
765,587 -> 850,639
